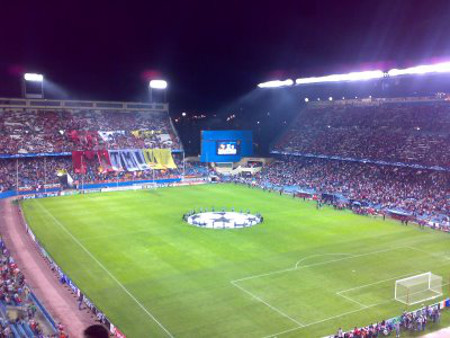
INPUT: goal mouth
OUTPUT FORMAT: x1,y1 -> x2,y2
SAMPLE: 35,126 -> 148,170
184,211 -> 262,229
395,272 -> 443,305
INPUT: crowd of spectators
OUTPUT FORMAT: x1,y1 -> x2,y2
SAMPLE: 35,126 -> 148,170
0,238 -> 63,337
0,108 -> 181,154
332,304 -> 442,338
257,156 -> 449,220
274,102 -> 450,167
0,156 -> 212,193
0,157 -> 72,193
183,161 -> 209,177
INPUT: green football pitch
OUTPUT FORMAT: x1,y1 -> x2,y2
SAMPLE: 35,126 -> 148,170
20,184 -> 450,337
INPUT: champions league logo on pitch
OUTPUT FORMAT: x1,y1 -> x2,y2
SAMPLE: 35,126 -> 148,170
184,211 -> 263,229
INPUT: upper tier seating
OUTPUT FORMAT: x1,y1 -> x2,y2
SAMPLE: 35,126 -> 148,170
274,102 -> 450,168
0,109 -> 181,154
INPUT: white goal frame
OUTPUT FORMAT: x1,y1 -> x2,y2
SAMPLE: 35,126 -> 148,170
395,272 -> 443,305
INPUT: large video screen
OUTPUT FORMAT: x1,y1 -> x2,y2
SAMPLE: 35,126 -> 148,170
216,141 -> 238,155
201,130 -> 253,162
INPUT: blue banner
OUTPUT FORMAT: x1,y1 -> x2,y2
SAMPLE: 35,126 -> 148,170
0,152 -> 71,159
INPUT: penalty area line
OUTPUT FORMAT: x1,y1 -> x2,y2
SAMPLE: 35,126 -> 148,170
232,246 -> 403,284
230,281 -> 305,328
35,201 -> 174,338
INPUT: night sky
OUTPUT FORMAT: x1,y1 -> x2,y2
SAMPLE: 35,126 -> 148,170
1,0 -> 450,115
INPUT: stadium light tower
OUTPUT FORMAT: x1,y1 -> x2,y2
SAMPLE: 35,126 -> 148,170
22,73 -> 44,98
149,79 -> 168,103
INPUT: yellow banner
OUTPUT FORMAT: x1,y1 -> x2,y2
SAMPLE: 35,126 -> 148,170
141,148 -> 177,169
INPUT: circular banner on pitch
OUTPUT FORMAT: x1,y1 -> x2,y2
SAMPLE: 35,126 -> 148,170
185,212 -> 262,229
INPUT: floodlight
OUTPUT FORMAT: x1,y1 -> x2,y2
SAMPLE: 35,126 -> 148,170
328,97 -> 333,101
24,73 -> 44,82
257,79 -> 294,88
304,98 -> 309,102
388,62 -> 450,77
149,80 -> 168,89
295,70 -> 384,85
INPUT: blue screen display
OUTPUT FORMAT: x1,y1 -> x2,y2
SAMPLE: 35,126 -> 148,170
201,130 -> 253,162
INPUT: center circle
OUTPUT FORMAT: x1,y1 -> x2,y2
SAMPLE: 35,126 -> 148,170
184,212 -> 263,229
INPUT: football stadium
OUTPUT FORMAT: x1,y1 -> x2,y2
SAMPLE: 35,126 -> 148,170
1,2 -> 450,338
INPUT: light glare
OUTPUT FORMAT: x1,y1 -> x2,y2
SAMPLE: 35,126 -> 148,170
388,62 -> 450,77
149,80 -> 168,89
296,70 -> 384,85
24,73 -> 44,82
257,79 -> 294,88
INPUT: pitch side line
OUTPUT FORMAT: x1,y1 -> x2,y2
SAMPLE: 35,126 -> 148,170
36,201 -> 174,338
230,281 -> 305,327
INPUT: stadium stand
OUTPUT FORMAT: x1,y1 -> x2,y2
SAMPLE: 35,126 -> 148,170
274,100 -> 450,168
0,100 -> 189,195
257,156 -> 449,220
0,237 -> 60,337
0,108 -> 181,154
268,98 -> 450,228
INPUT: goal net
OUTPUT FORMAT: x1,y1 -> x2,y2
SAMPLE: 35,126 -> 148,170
395,272 -> 443,305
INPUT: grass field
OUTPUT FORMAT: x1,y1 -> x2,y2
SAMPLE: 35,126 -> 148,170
20,184 -> 450,337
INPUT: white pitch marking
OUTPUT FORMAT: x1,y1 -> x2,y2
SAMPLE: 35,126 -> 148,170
260,248 -> 450,338
263,280 -> 450,338
231,281 -> 305,327
232,247 -> 403,284
262,302 -> 383,338
295,253 -> 353,269
336,272 -> 421,294
406,246 -> 450,261
335,292 -> 368,309
36,201 -> 174,338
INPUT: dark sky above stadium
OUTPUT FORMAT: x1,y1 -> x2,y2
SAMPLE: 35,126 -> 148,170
2,0 -> 450,114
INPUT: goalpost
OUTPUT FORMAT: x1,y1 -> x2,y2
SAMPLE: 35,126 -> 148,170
395,272 -> 443,305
